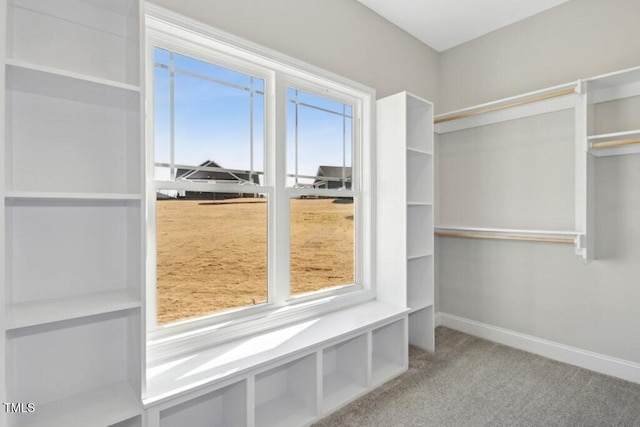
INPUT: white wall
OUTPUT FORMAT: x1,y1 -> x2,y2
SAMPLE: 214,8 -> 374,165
437,0 -> 640,363
150,0 -> 440,102
438,0 -> 640,113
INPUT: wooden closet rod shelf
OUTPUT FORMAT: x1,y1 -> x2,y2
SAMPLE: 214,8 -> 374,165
591,137 -> 640,149
435,231 -> 575,244
434,87 -> 576,124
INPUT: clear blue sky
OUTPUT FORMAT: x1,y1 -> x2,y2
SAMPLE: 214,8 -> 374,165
154,48 -> 352,186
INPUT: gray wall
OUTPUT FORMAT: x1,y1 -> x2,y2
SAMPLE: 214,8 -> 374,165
438,0 -> 640,113
438,0 -> 640,363
150,0 -> 440,102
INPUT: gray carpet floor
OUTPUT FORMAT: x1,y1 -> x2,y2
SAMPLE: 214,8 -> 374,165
314,327 -> 640,426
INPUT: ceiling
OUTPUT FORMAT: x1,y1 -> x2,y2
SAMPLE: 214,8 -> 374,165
357,0 -> 570,52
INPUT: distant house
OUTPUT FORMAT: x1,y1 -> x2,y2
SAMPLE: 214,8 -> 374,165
313,166 -> 352,190
172,160 -> 260,200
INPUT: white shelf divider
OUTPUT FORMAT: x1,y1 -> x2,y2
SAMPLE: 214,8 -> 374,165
6,289 -> 141,330
9,381 -> 141,427
6,59 -> 140,109
5,190 -> 142,201
5,58 -> 141,93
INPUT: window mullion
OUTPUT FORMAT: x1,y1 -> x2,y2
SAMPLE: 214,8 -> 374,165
271,73 -> 290,306
169,51 -> 176,181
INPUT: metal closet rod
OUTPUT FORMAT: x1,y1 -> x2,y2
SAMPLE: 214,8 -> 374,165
434,88 -> 576,124
591,137 -> 640,149
434,231 -> 575,244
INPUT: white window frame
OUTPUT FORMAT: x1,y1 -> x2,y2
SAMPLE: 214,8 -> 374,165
145,5 -> 376,361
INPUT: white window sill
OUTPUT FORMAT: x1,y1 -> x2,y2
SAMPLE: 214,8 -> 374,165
143,299 -> 407,407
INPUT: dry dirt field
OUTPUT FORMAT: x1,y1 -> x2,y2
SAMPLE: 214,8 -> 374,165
156,198 -> 354,324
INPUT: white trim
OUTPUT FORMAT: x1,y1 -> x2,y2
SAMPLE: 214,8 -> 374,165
434,311 -> 444,327
145,4 -> 373,98
437,312 -> 640,384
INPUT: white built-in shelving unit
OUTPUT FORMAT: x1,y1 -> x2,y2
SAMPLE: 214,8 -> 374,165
376,92 -> 435,351
145,301 -> 408,427
1,0 -> 144,425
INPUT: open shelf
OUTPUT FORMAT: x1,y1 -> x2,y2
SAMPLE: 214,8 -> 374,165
591,94 -> 640,136
109,415 -> 142,427
407,204 -> 433,258
4,190 -> 142,201
6,59 -> 141,92
6,311 -> 141,427
408,306 -> 434,351
7,0 -> 140,86
322,334 -> 368,414
371,320 -> 406,386
255,354 -> 317,427
5,64 -> 141,194
406,94 -> 433,153
585,65 -> 640,92
8,382 -> 141,427
587,66 -> 640,157
4,198 -> 141,306
407,255 -> 434,311
160,381 -> 247,427
407,150 -> 433,204
6,289 -> 141,330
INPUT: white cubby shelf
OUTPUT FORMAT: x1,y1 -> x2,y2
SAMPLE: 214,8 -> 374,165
144,301 -> 408,426
6,311 -> 142,427
5,198 -> 141,307
407,255 -> 434,311
6,0 -> 141,86
408,306 -> 434,351
407,204 -> 434,259
371,319 -> 407,386
159,381 -> 247,427
321,333 -> 368,414
255,354 -> 318,427
5,64 -> 141,195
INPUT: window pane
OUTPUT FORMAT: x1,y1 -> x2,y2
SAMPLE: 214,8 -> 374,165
173,52 -> 253,89
153,48 -> 265,185
287,89 -> 353,188
290,197 -> 355,296
156,193 -> 268,324
154,65 -> 171,181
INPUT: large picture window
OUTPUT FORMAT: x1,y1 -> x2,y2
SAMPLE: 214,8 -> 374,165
146,15 -> 374,341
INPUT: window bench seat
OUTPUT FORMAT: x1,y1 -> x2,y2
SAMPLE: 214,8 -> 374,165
144,300 -> 408,426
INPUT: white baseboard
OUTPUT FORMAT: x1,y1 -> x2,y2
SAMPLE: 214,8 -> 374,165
436,312 -> 640,384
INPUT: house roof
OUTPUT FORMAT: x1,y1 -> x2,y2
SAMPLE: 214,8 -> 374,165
176,160 -> 259,184
315,166 -> 352,180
